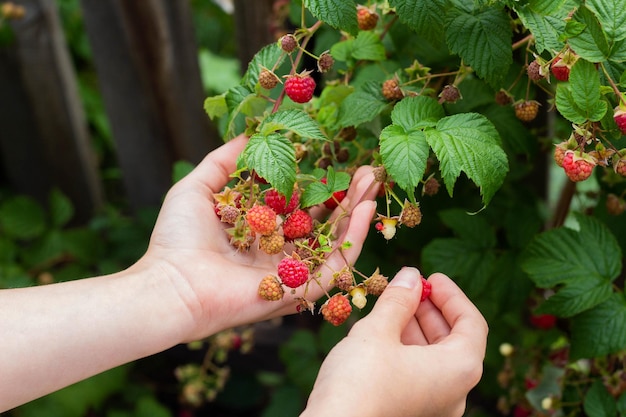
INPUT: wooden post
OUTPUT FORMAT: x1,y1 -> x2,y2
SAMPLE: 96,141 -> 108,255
80,0 -> 219,210
233,0 -> 276,72
0,0 -> 103,223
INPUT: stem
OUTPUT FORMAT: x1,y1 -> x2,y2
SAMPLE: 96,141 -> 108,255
600,62 -> 626,106
512,34 -> 534,51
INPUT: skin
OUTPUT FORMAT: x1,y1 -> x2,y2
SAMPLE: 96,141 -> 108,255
0,135 -> 488,415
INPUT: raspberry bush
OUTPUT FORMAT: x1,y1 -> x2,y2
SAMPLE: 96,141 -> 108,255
202,0 -> 626,415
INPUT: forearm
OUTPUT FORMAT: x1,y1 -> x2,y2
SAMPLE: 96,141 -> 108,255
0,262 -> 193,411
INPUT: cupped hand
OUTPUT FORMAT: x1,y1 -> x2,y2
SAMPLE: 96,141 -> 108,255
140,135 -> 379,341
302,268 -> 488,417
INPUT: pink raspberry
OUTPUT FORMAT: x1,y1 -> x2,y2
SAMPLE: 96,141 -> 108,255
282,209 -> 313,240
562,150 -> 596,182
277,256 -> 309,288
264,188 -> 299,215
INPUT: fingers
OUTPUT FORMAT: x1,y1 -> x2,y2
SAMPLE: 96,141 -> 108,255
353,267 -> 423,339
184,134 -> 249,193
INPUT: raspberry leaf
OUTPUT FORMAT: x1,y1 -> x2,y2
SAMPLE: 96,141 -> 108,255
567,59 -> 608,122
389,0 -> 446,45
521,214 -> 622,318
243,133 -> 297,199
204,94 -> 227,120
224,86 -> 266,139
565,6 -> 610,62
351,31 -> 386,61
514,5 -> 566,54
335,81 -> 388,128
259,109 -> 326,141
390,96 -> 445,130
304,0 -> 358,36
555,84 -> 588,125
445,3 -> 512,87
586,0 -> 626,44
301,167 -> 351,208
425,113 -> 508,205
241,43 -> 285,91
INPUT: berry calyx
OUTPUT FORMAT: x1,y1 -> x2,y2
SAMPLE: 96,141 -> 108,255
284,72 -> 316,103
264,188 -> 299,215
562,150 -> 596,182
321,294 -> 352,326
246,204 -> 277,235
356,5 -> 379,31
258,274 -> 284,301
514,100 -> 540,122
282,209 -> 313,240
277,255 -> 310,288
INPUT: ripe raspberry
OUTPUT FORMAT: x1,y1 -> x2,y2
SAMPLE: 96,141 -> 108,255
514,100 -> 540,122
382,78 -> 403,101
495,89 -> 513,106
420,276 -> 432,302
363,268 -> 388,296
551,57 -> 570,81
439,84 -> 461,103
562,150 -> 596,182
529,313 -> 557,330
332,268 -> 354,291
277,255 -> 309,288
259,69 -> 279,90
526,60 -> 544,82
613,106 -> 626,135
258,274 -> 284,301
350,286 -> 367,309
264,188 -> 299,215
317,52 -> 334,73
321,294 -> 352,326
320,177 -> 347,209
357,6 -> 379,31
284,73 -> 316,103
606,193 -> 626,216
282,209 -> 313,240
259,231 -> 285,255
399,200 -> 422,228
423,177 -> 440,196
246,205 -> 277,235
280,34 -> 298,53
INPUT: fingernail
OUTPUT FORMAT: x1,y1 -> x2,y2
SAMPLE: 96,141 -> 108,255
388,267 -> 420,289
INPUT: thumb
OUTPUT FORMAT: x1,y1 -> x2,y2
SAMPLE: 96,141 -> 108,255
364,267 -> 423,337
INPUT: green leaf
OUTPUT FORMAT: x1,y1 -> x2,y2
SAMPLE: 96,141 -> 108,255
586,0 -> 626,43
335,81 -> 389,128
259,109 -> 326,140
567,5 -> 611,62
379,125 -> 430,199
243,133 -> 297,199
439,209 -> 496,248
224,85 -> 267,139
351,31 -> 386,61
304,0 -> 358,35
584,380 -> 618,417
424,113 -> 508,205
389,0 -> 446,44
521,215 -> 621,316
49,188 -> 74,229
515,5 -> 566,53
525,364 -> 566,411
570,293 -> 626,359
203,94 -> 228,120
528,0 -> 570,15
390,96 -> 445,130
301,168 -> 351,208
609,38 -> 626,62
241,43 -> 285,90
0,196 -> 46,240
446,5 -> 512,86
569,59 -> 609,122
555,84 -> 588,124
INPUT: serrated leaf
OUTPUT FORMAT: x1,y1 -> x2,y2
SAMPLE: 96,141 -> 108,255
390,96 -> 444,130
569,59 -> 609,121
567,5 -> 610,62
351,31 -> 386,61
389,0 -> 446,44
49,188 -> 74,229
300,169 -> 351,208
570,293 -> 626,359
259,109 -> 326,140
555,84 -> 589,124
439,209 -> 496,248
424,113 -> 508,205
336,81 -> 388,128
446,5 -> 512,86
224,86 -> 267,139
584,380 -> 617,417
379,125 -> 429,198
204,94 -> 228,120
241,43 -> 285,90
243,133 -> 297,199
515,5 -> 566,53
0,196 -> 46,240
528,0 -> 570,15
304,0 -> 358,35
609,38 -> 626,63
521,214 -> 621,316
587,0 -> 626,43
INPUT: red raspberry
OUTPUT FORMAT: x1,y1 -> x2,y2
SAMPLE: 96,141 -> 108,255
284,73 -> 316,103
246,204 -> 277,235
513,405 -> 533,417
613,106 -> 626,135
514,100 -> 540,122
551,56 -> 570,81
282,209 -> 313,240
277,256 -> 309,288
357,6 -> 378,31
562,150 -> 596,182
420,277 -> 432,302
258,274 -> 284,301
321,294 -> 352,326
529,313 -> 557,330
264,188 -> 299,215
320,178 -> 347,209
